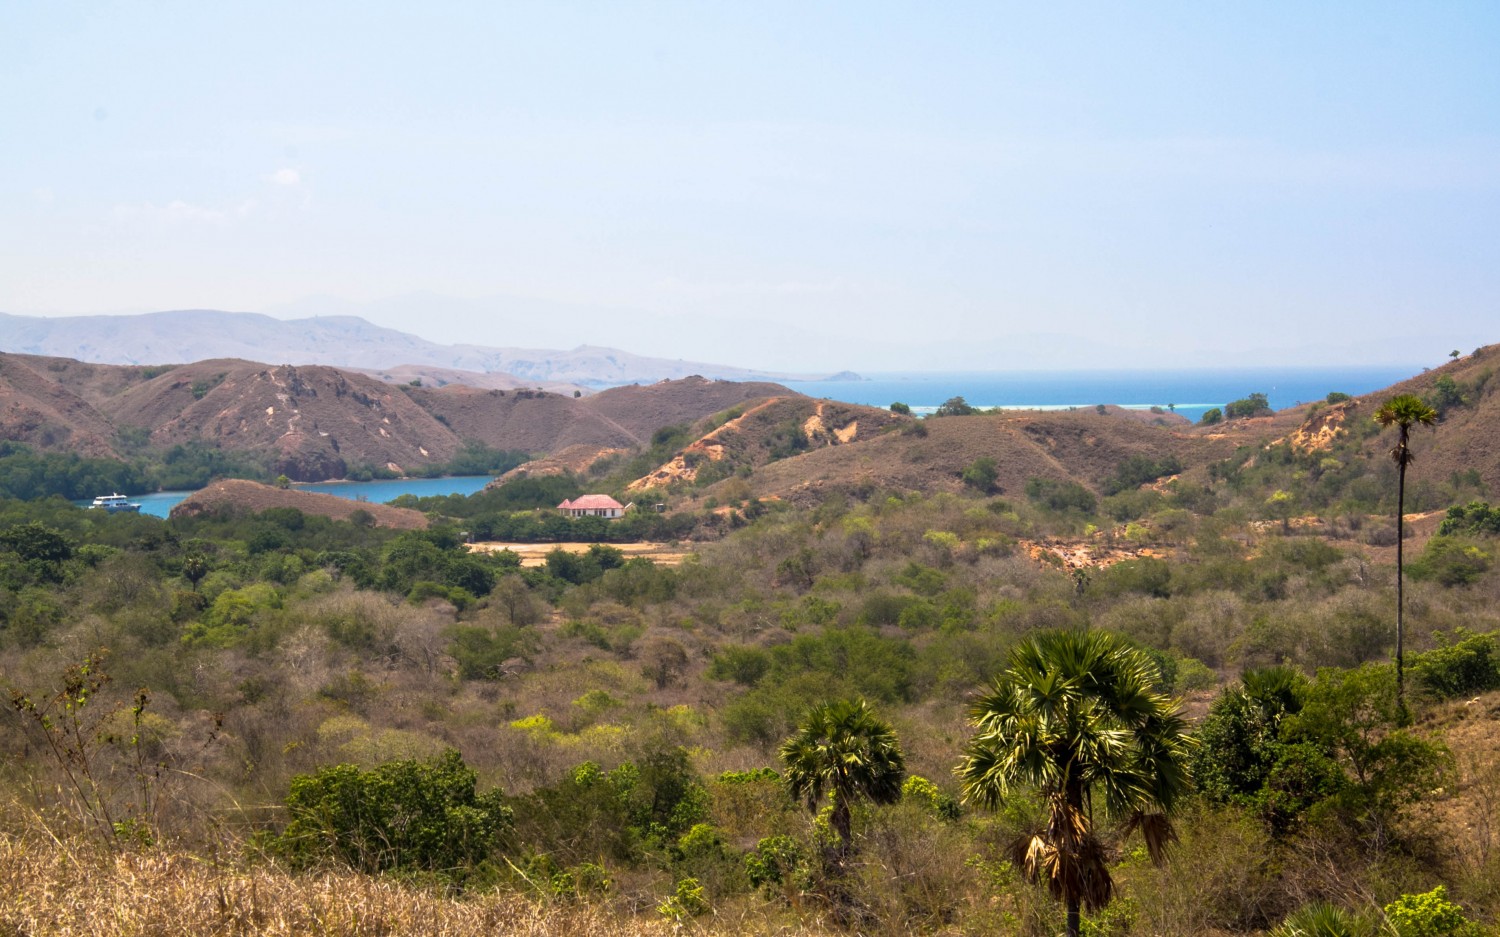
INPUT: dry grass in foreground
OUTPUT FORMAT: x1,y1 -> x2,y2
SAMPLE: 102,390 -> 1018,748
0,833 -> 835,937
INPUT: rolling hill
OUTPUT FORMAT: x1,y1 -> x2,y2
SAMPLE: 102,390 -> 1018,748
0,351 -> 804,482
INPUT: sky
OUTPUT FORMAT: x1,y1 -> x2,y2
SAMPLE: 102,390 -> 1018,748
2,2 -> 1498,373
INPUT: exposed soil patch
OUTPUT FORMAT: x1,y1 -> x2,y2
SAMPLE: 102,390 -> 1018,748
469,541 -> 692,567
632,396 -> 902,494
1282,399 -> 1358,453
1017,537 -> 1166,571
492,445 -> 629,485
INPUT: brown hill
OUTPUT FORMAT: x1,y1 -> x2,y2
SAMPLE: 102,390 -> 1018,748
0,354 -> 122,457
493,444 -> 628,484
169,479 -> 429,529
628,396 -> 905,493
405,386 -> 640,453
410,376 -> 797,455
1243,345 -> 1500,499
0,353 -> 811,485
1342,344 -> 1500,495
719,408 -> 1242,505
100,360 -> 462,481
580,376 -> 796,441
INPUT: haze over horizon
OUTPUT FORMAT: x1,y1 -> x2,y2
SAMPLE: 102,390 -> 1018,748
3,3 -> 1496,373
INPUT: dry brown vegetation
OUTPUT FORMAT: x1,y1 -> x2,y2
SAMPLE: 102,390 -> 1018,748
171,480 -> 431,529
0,826 -> 844,937
6,351 -> 1500,935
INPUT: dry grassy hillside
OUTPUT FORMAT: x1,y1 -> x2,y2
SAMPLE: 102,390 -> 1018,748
101,360 -> 462,481
494,444 -> 631,482
1345,344 -> 1500,494
0,354 -> 814,484
582,377 -> 796,441
411,377 -> 801,457
628,396 -> 902,492
730,408 -> 1240,504
409,386 -> 641,453
0,353 -> 122,457
1,352 -> 174,406
1194,345 -> 1500,499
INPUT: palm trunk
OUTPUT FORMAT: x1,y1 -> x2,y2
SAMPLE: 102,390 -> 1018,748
1395,454 -> 1406,712
832,799 -> 852,859
1065,777 -> 1084,937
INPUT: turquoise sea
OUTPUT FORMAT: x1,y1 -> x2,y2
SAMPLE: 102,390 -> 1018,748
86,475 -> 494,519
782,366 -> 1419,423
86,366 -> 1419,518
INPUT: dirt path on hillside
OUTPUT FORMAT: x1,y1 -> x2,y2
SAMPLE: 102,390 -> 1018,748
468,541 -> 694,567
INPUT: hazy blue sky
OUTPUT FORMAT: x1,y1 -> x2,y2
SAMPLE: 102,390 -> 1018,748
3,2 -> 1497,372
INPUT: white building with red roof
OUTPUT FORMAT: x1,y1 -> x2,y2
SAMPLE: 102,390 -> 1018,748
557,494 -> 632,520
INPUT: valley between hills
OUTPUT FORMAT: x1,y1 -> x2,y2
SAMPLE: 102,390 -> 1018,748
3,341 -> 1500,936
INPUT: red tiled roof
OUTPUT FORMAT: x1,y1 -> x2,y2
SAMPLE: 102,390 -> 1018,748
558,494 -> 626,510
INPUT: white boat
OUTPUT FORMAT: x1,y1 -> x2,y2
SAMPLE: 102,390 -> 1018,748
89,493 -> 142,513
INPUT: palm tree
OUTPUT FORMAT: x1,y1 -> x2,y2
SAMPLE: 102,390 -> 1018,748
779,698 -> 905,861
181,554 -> 208,592
958,629 -> 1192,937
1374,393 -> 1438,711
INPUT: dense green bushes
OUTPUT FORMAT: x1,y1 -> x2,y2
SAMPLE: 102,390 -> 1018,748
267,750 -> 512,878
1193,663 -> 1454,842
1025,476 -> 1097,514
1437,501 -> 1500,537
1411,631 -> 1500,699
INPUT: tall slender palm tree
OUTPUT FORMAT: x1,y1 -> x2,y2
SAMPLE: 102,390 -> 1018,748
958,629 -> 1193,937
1374,393 -> 1438,711
779,698 -> 905,860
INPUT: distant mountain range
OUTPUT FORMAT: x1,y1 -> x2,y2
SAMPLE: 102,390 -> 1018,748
0,310 -> 853,387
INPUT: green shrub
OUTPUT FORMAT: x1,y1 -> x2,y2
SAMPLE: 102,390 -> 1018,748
449,624 -> 534,680
901,775 -> 960,821
1225,393 -> 1271,419
1411,631 -> 1500,699
1103,454 -> 1183,495
708,645 -> 772,686
1383,886 -> 1482,937
961,457 -> 999,493
407,580 -> 476,610
267,750 -> 511,878
657,876 -> 710,920
1410,537 -> 1492,586
744,835 -> 809,896
1437,501 -> 1500,538
1098,558 -> 1172,598
1025,477 -> 1097,514
934,396 -> 976,417
1200,407 -> 1224,425
1193,667 -> 1309,807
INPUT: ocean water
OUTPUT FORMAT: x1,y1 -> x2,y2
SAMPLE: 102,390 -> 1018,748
83,475 -> 494,519
782,366 -> 1418,423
